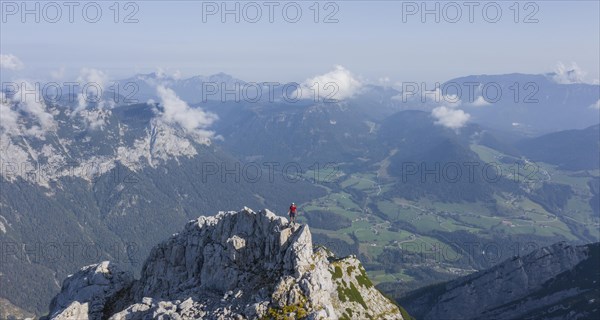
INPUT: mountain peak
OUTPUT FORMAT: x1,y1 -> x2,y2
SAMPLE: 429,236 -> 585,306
135,72 -> 173,81
46,208 -> 404,319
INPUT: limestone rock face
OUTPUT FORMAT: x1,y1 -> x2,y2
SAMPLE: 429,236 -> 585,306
46,261 -> 133,320
399,242 -> 600,320
46,208 -> 404,319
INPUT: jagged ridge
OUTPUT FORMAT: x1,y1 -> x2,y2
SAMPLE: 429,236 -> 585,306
399,242 -> 600,320
45,208 -> 404,319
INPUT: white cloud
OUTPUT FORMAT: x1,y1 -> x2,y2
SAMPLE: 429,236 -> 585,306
76,68 -> 108,110
471,96 -> 491,107
590,99 -> 600,110
172,70 -> 182,80
0,54 -> 24,70
71,68 -> 113,130
0,93 -> 20,134
295,65 -> 362,101
20,96 -> 55,132
433,88 -> 462,108
77,68 -> 108,91
76,93 -> 88,113
431,106 -> 470,129
378,77 -> 391,85
50,67 -> 66,80
12,81 -> 55,130
155,67 -> 167,79
156,85 -> 217,137
1,82 -> 57,138
153,67 -> 181,80
552,62 -> 586,84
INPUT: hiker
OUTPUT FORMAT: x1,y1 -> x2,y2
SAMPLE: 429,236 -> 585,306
288,202 -> 297,225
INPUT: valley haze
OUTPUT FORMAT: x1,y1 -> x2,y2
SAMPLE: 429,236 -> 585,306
1,0 -> 599,319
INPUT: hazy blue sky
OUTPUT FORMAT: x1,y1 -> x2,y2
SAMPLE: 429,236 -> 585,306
2,0 -> 599,83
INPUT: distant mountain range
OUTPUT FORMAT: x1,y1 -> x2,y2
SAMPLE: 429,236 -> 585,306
0,99 -> 324,313
115,71 -> 599,133
1,70 -> 598,317
516,124 -> 600,171
118,72 -> 247,103
398,241 -> 600,320
441,73 -> 599,133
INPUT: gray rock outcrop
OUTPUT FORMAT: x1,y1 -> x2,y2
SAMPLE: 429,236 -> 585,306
46,207 -> 404,319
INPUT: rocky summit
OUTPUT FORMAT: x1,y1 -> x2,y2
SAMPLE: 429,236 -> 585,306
45,208 -> 405,319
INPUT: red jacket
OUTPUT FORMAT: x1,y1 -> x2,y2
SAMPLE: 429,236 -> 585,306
289,205 -> 297,213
